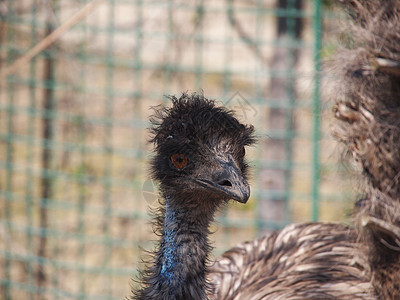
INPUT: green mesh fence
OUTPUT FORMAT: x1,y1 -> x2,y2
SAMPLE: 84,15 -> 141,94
0,1 -> 351,299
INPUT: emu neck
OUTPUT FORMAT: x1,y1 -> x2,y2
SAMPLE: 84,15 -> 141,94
140,195 -> 219,300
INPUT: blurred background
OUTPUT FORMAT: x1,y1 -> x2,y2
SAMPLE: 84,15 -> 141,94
0,0 -> 354,299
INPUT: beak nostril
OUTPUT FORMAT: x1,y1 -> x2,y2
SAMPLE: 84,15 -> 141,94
219,180 -> 232,187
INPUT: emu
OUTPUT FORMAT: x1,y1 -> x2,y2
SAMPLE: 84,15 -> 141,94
132,94 -> 371,300
132,1 -> 400,298
133,94 -> 256,299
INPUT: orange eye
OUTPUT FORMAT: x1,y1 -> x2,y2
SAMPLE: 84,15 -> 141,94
171,153 -> 188,169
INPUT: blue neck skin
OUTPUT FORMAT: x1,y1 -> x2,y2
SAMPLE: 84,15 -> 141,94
159,202 -> 181,288
139,196 -> 217,299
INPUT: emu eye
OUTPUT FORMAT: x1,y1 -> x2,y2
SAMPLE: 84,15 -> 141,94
171,153 -> 188,169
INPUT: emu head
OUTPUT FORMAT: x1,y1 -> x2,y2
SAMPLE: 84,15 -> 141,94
149,93 -> 255,209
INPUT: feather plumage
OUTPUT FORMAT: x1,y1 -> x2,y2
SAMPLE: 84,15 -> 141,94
208,223 -> 372,299
132,1 -> 400,299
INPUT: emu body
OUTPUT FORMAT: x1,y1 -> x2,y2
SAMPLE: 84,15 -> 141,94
209,223 -> 372,299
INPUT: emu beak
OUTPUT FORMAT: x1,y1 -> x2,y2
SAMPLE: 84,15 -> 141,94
195,158 -> 250,203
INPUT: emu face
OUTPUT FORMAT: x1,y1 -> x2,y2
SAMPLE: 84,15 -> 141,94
150,94 -> 255,206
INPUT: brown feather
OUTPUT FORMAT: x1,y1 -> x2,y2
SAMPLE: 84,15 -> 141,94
208,223 -> 372,299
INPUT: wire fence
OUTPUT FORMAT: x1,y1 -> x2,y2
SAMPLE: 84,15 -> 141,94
0,1 -> 352,299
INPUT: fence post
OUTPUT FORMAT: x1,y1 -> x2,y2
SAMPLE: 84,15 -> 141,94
312,0 -> 322,221
37,15 -> 56,296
